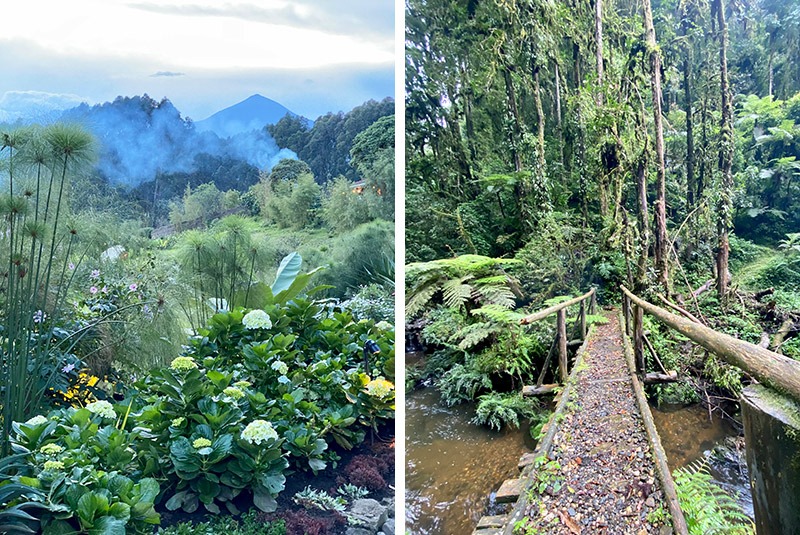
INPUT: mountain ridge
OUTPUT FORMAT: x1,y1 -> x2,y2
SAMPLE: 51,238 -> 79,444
195,94 -> 305,138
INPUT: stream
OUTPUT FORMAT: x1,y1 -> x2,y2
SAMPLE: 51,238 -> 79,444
406,386 -> 754,534
405,387 -> 532,535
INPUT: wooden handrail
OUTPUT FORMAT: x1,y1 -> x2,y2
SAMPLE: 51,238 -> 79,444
519,288 -> 596,325
621,284 -> 800,401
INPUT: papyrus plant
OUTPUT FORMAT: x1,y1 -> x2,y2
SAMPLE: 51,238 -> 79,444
0,124 -> 95,454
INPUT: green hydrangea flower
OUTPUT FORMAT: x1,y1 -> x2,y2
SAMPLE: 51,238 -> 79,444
365,378 -> 394,398
170,356 -> 198,372
241,420 -> 278,445
193,437 -> 212,449
43,460 -> 64,471
233,380 -> 252,388
86,400 -> 116,419
242,309 -> 272,330
171,417 -> 185,427
39,444 -> 64,456
223,386 -> 245,400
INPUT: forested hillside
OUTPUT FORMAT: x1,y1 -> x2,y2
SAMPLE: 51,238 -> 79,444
406,0 -> 800,272
406,2 -> 800,532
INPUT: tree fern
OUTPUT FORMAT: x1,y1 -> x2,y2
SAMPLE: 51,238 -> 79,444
405,254 -> 521,319
471,304 -> 528,324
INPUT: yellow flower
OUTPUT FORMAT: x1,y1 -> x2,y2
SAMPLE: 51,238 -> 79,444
365,378 -> 394,398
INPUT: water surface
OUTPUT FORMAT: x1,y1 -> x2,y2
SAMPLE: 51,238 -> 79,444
405,387 -> 530,535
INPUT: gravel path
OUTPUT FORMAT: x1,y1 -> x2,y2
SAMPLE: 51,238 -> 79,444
516,313 -> 672,535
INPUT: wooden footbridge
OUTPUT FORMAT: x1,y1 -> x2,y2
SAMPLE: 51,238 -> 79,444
472,286 -> 800,535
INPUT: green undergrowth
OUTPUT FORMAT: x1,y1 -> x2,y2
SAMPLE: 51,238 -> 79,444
157,512 -> 286,535
674,462 -> 754,535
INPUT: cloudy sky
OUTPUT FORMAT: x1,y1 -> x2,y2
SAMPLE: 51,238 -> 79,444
0,0 -> 394,122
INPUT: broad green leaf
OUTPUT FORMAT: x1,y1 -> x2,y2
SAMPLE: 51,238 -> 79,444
271,252 -> 302,294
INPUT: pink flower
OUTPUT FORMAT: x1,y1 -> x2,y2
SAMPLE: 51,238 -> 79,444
90,286 -> 98,294
129,283 -> 138,291
68,262 -> 75,270
90,269 -> 100,279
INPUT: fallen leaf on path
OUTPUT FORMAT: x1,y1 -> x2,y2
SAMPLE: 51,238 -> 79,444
557,509 -> 581,534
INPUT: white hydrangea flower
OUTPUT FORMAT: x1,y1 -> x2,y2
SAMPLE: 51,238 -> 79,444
241,420 -> 278,445
25,415 -> 48,426
271,360 -> 289,376
375,321 -> 393,331
242,309 -> 272,330
85,400 -> 116,419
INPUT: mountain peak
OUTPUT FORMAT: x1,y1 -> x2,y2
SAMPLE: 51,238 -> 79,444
196,95 -> 299,138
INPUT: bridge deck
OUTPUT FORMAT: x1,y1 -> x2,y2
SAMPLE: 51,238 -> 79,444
481,313 -> 676,535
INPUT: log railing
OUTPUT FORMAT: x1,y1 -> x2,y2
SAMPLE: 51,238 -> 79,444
621,284 -> 800,401
519,288 -> 596,390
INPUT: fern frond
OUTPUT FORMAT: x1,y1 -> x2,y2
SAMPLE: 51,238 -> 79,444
471,304 -> 527,324
476,285 -> 517,309
674,460 -> 754,535
406,280 -> 439,319
442,275 -> 475,310
473,275 -> 510,285
457,322 -> 499,350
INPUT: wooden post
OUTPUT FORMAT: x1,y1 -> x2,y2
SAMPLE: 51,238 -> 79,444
589,290 -> 597,315
557,309 -> 568,382
633,304 -> 645,376
622,294 -> 630,335
579,301 -> 587,340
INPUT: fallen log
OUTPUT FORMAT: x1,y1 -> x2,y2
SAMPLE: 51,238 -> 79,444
692,278 -> 715,298
657,294 -> 704,325
644,371 -> 679,384
621,284 -> 800,401
771,319 -> 796,354
522,384 -> 560,396
754,287 -> 775,300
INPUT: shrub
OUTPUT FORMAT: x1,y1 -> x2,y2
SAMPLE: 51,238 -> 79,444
471,392 -> 539,430
341,284 -> 395,322
8,407 -> 161,533
343,455 -> 389,491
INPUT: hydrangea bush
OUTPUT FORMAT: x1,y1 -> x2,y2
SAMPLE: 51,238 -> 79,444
1,288 -> 395,529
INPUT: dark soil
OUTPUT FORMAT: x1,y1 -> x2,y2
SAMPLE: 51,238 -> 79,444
156,422 -> 395,534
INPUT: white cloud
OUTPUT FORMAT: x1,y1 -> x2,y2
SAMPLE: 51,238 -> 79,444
0,90 -> 89,122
